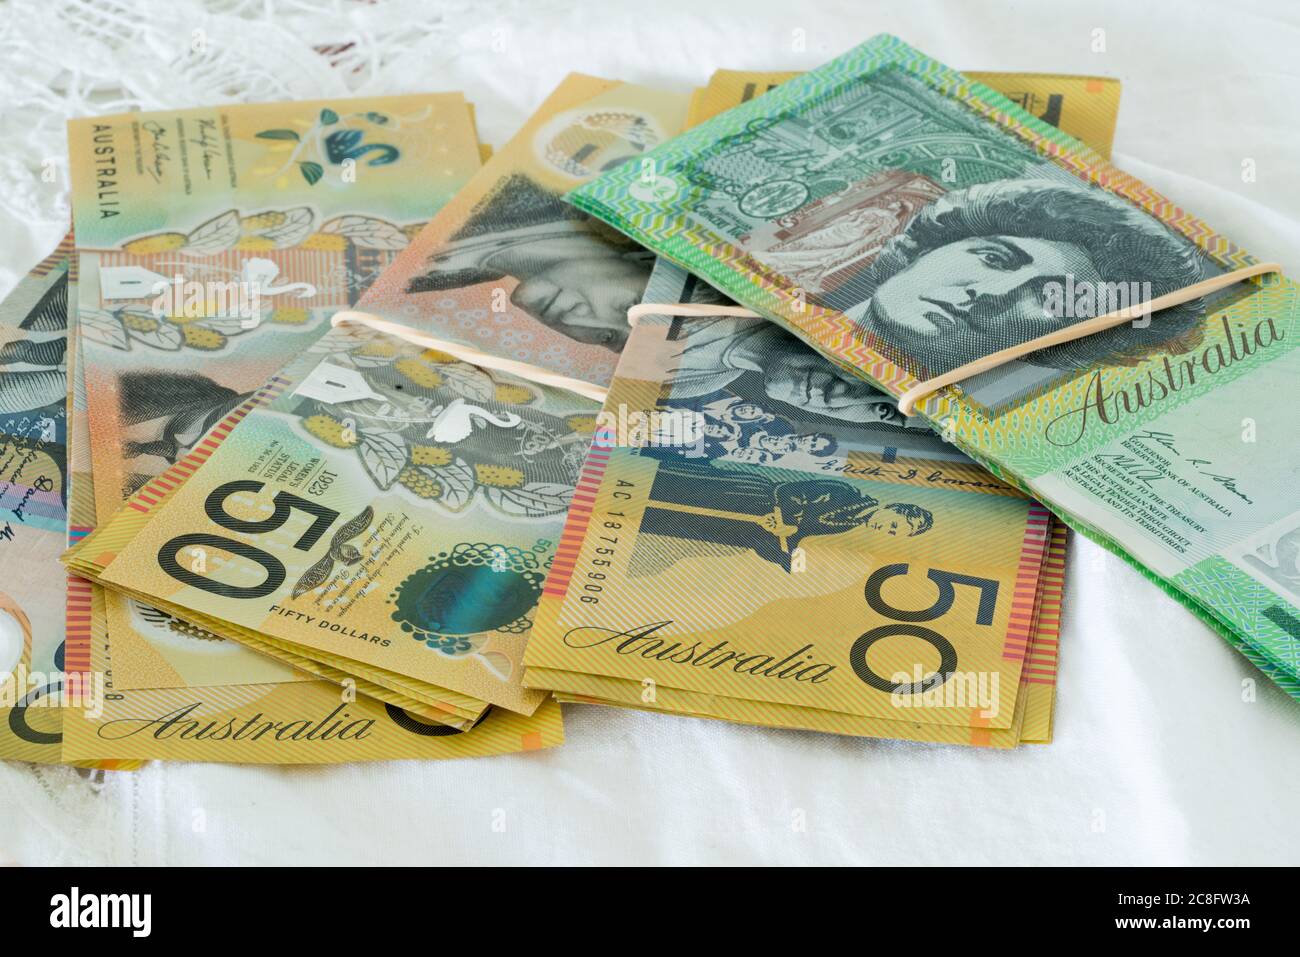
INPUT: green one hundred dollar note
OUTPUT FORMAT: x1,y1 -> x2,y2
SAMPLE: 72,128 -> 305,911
67,317 -> 603,717
567,34 -> 1300,698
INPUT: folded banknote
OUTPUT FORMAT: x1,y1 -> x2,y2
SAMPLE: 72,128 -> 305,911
66,94 -> 488,706
521,264 -> 1066,746
63,317 -> 604,716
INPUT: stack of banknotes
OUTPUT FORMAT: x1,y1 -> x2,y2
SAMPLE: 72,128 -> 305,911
2,35 -> 1294,767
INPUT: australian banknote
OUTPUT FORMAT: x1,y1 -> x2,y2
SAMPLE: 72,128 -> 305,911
521,67 -> 1105,742
66,317 -> 607,718
0,240 -> 82,762
355,74 -> 692,387
522,297 -> 1063,744
0,237 -> 139,767
71,94 -> 484,518
568,34 -> 1300,697
63,582 -> 564,763
356,70 -> 1112,395
691,69 -> 1121,159
67,95 -> 485,694
61,277 -> 566,761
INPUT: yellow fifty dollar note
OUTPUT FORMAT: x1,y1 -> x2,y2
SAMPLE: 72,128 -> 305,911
61,271 -> 549,762
67,318 -> 604,717
60,581 -> 562,764
68,95 -> 488,698
519,68 -> 1089,745
523,311 -> 1055,734
70,94 -> 486,526
358,74 -> 692,388
691,69 -> 1120,158
535,518 -> 1066,746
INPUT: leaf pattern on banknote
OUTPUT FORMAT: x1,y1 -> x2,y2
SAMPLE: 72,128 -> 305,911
435,364 -> 498,403
348,351 -> 400,369
184,211 -> 242,254
308,324 -> 372,355
357,428 -> 408,490
483,482 -> 574,517
395,460 -> 475,510
321,215 -> 409,250
118,308 -> 184,350
254,207 -> 315,246
79,307 -> 130,350
432,460 -> 477,510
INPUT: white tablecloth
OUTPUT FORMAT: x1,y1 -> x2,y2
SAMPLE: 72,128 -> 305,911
2,0 -> 1298,866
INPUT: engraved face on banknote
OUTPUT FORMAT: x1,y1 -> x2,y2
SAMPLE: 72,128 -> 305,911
356,77 -> 691,386
653,316 -> 948,474
567,36 -> 1300,699
640,260 -> 965,470
671,66 -> 1212,381
402,174 -> 655,352
659,316 -> 905,427
823,177 -> 1206,376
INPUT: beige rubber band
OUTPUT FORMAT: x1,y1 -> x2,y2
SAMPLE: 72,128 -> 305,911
330,311 -> 610,402
895,261 -> 1281,415
626,302 -> 767,326
629,261 -> 1282,417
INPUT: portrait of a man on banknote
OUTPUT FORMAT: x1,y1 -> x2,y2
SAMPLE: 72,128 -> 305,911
824,177 -> 1206,376
405,174 -> 654,351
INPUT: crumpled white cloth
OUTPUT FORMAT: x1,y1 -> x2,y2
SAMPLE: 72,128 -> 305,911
2,0 -> 1298,866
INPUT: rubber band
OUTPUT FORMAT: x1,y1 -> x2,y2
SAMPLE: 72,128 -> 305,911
626,302 -> 766,326
330,311 -> 610,402
893,260 -> 1281,414
629,260 -> 1282,417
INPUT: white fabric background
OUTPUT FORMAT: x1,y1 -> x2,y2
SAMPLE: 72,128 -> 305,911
1,0 -> 1298,866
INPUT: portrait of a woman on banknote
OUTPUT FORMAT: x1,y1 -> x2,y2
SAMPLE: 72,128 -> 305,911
823,178 -> 1206,376
406,174 -> 654,351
